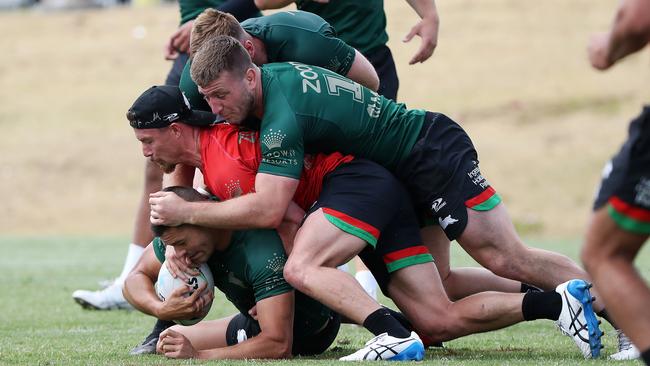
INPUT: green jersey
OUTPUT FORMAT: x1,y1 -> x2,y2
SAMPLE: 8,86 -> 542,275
152,230 -> 332,339
295,0 -> 387,55
180,10 -> 356,111
178,0 -> 262,25
257,62 -> 425,179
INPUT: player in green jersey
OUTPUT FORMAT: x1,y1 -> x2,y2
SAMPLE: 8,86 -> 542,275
124,186 -> 340,360
179,9 -> 379,111
254,0 -> 439,100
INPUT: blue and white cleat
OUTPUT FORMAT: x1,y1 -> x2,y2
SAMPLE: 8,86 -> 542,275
555,279 -> 603,358
339,331 -> 425,361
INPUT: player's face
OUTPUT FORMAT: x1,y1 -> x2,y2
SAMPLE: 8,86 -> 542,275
134,128 -> 179,174
163,225 -> 215,266
199,70 -> 254,125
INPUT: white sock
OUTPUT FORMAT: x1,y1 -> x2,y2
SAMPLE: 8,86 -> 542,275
337,263 -> 350,273
355,270 -> 378,300
115,243 -> 146,286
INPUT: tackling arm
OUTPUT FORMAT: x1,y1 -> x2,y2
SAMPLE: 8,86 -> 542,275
150,173 -> 299,229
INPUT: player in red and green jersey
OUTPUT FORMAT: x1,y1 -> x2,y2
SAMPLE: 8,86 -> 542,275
128,85 -> 605,360
179,9 -> 378,112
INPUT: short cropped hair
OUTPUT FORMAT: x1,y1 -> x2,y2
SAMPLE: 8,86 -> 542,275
190,9 -> 247,58
151,186 -> 209,238
191,35 -> 254,88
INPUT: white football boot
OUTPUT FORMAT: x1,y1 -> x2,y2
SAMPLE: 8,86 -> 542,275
72,282 -> 133,310
339,331 -> 425,361
555,279 -> 603,358
610,330 -> 640,360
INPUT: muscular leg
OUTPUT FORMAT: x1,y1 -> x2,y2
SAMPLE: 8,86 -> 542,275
421,225 -> 522,300
581,208 -> 650,351
283,209 -> 381,324
386,260 -> 526,343
455,202 -> 607,309
132,159 -> 164,247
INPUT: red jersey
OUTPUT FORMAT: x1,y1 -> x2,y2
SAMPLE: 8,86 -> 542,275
200,124 -> 354,210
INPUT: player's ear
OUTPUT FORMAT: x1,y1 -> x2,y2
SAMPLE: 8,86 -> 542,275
245,67 -> 256,86
169,122 -> 183,137
243,39 -> 255,59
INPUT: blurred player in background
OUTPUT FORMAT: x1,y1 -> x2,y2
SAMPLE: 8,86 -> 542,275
253,0 -> 440,101
581,0 -> 650,362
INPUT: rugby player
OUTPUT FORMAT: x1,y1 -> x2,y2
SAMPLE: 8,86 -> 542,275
254,0 -> 440,100
128,85 -> 604,360
582,0 -> 650,362
179,9 -> 380,112
123,186 -> 341,360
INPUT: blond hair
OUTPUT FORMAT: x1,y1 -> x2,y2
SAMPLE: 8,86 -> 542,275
190,9 -> 247,57
191,35 -> 253,88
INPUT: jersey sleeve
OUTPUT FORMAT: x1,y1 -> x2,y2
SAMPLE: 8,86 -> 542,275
311,21 -> 356,76
257,80 -> 304,179
242,229 -> 294,302
152,237 -> 166,264
179,59 -> 211,112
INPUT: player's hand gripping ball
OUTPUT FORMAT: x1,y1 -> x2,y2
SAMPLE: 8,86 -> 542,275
155,262 -> 215,325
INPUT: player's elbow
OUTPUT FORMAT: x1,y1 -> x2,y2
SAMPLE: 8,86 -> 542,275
367,73 -> 380,92
253,0 -> 279,10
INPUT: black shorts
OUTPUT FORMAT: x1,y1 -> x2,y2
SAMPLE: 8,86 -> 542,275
366,45 -> 399,101
164,52 -> 189,87
593,106 -> 650,234
395,112 -> 503,241
225,311 -> 341,356
306,159 -> 434,294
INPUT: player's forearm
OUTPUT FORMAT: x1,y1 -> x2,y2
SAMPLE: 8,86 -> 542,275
123,272 -> 165,318
253,0 -> 294,10
604,0 -> 650,65
405,0 -> 439,20
196,332 -> 292,360
188,194 -> 289,229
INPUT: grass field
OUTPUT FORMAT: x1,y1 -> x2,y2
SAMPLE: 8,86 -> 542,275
1,0 -> 650,364
1,235 -> 649,365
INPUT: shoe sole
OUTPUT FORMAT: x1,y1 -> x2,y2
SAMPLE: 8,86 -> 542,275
388,342 -> 425,361
73,296 -> 132,311
567,280 -> 603,358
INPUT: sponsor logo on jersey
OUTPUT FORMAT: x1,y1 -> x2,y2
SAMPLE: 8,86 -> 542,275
438,215 -> 459,230
634,177 -> 650,207
366,92 -> 381,118
266,252 -> 286,273
262,128 -> 285,149
467,162 -> 490,189
431,198 -> 447,213
225,179 -> 243,198
238,131 -> 256,144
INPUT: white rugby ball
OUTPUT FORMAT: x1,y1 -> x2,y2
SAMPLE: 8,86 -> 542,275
155,262 -> 215,326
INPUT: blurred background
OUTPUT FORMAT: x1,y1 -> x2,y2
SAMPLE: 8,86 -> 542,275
1,0 -> 649,241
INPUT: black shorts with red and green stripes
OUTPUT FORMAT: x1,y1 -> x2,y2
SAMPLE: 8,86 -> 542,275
593,106 -> 650,234
396,112 -> 502,241
305,158 -> 433,293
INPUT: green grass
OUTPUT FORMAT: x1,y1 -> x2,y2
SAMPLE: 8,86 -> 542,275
0,236 -> 647,365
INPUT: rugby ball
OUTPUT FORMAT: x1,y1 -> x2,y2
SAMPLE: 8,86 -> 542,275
155,262 -> 215,326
